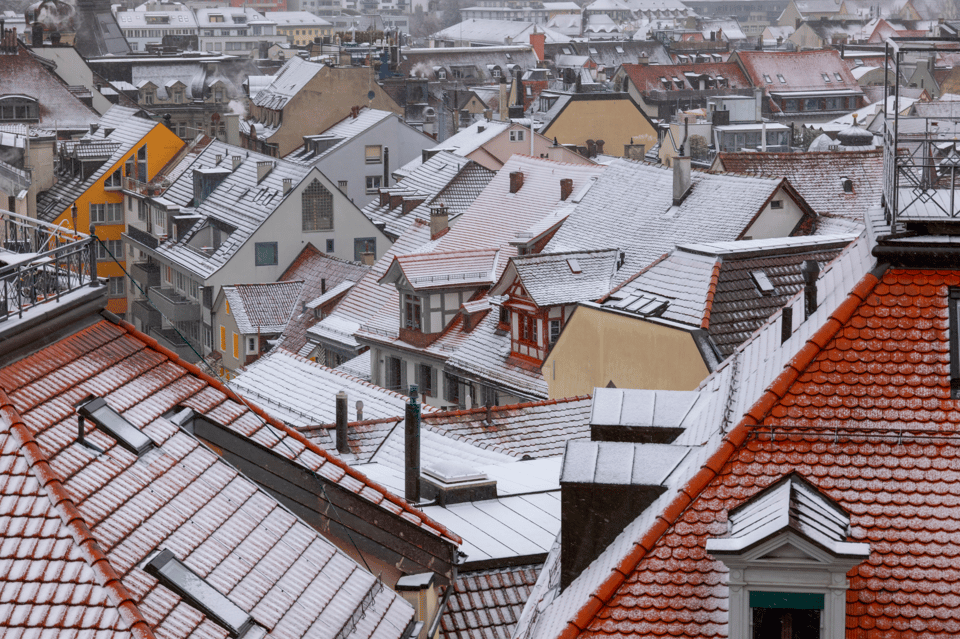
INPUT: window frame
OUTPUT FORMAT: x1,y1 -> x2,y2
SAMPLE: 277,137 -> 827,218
404,293 -> 422,331
302,178 -> 334,232
365,175 -> 382,194
254,241 -> 278,266
509,129 -> 525,142
364,145 -> 383,164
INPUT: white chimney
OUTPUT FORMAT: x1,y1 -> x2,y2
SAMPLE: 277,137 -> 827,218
673,155 -> 691,205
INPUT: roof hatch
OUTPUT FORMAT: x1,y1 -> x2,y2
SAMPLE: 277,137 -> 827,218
76,396 -> 155,456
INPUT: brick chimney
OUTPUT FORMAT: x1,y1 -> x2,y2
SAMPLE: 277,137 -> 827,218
560,178 -> 573,201
430,204 -> 449,239
529,31 -> 546,62
510,171 -> 524,193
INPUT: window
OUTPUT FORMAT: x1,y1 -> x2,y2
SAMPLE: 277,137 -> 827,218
144,549 -> 255,637
105,168 -> 122,189
0,96 -> 40,121
821,73 -> 831,83
444,372 -> 460,405
762,74 -> 772,83
777,74 -> 786,83
76,396 -> 155,456
510,130 -> 525,142
549,319 -> 561,344
834,72 -> 843,81
220,326 -> 226,350
499,306 -> 510,328
416,363 -> 435,397
96,240 -> 123,261
365,145 -> 382,164
254,242 -> 278,266
247,336 -> 257,353
480,385 -> 497,407
841,177 -> 853,193
204,326 -> 212,349
771,199 -> 783,209
365,175 -> 382,194
519,314 -> 538,345
404,293 -> 422,330
354,238 -> 375,262
325,239 -> 334,253
302,179 -> 334,231
108,277 -> 125,296
137,146 -> 148,182
232,332 -> 239,359
385,356 -> 405,392
90,203 -> 123,224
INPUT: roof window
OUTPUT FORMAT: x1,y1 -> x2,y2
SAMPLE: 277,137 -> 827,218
821,73 -> 831,83
777,74 -> 786,83
567,258 -> 582,274
763,74 -> 772,83
145,549 -> 260,637
751,270 -> 775,295
834,72 -> 843,81
76,396 -> 155,456
841,177 -> 853,193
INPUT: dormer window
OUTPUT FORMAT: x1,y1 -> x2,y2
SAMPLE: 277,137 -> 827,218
519,314 -> 537,345
0,96 -> 39,121
404,293 -> 422,330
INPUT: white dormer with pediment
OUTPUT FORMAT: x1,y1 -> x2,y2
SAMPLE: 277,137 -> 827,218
707,473 -> 870,639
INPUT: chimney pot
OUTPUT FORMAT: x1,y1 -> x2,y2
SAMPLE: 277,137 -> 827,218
560,178 -> 574,201
256,160 -> 274,184
335,390 -> 349,454
509,171 -> 524,193
282,177 -> 292,194
215,154 -> 222,165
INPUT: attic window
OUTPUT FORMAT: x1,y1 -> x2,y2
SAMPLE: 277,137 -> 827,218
751,270 -> 775,295
562,46 -> 572,54
763,74 -> 772,83
567,258 -> 582,274
145,549 -> 258,637
822,73 -> 831,83
841,177 -> 853,193
616,45 -> 624,53
76,396 -> 155,456
777,74 -> 786,83
834,72 -> 843,81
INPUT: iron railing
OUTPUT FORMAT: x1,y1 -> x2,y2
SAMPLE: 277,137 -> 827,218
0,208 -> 95,321
883,117 -> 960,223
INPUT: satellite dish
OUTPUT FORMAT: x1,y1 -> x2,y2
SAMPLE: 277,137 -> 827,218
367,90 -> 376,100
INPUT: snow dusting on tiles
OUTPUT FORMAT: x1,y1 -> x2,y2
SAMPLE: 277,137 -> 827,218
222,280 -> 304,335
287,107 -> 396,164
441,564 -> 542,639
0,318 -> 421,639
503,250 -> 621,308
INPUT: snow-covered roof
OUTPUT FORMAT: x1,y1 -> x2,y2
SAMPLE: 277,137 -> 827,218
287,108 -> 397,164
252,56 -> 323,110
431,19 -> 572,45
494,249 -> 621,308
396,121 -> 510,176
381,248 -> 503,291
222,280 -> 304,334
263,10 -> 332,25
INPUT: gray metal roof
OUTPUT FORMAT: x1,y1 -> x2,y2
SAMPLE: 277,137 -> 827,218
559,441 -> 690,486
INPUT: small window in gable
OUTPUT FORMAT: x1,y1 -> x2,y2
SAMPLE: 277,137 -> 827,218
302,178 -> 333,231
771,199 -> 783,209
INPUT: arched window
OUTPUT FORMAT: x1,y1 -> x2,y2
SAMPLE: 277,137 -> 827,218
302,178 -> 333,231
0,95 -> 39,121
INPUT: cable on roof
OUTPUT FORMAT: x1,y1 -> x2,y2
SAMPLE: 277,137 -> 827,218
92,236 -> 384,581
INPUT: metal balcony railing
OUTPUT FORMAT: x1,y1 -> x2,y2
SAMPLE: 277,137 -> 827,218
882,117 -> 960,224
0,208 -> 95,322
147,287 -> 201,323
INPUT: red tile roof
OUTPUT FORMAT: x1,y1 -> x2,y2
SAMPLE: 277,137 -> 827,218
733,49 -> 861,93
618,62 -> 750,92
0,318 -> 425,637
560,267 -> 960,639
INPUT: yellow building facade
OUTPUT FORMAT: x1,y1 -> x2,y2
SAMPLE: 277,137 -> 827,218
540,94 -> 658,158
47,125 -> 184,316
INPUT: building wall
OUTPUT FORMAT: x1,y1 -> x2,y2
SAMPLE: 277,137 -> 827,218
262,67 -> 403,156
788,23 -> 825,50
468,124 -> 593,170
543,305 -> 711,398
542,99 -> 657,158
213,295 -> 244,375
277,23 -> 332,44
48,124 -> 184,316
316,116 -> 437,209
741,185 -> 805,240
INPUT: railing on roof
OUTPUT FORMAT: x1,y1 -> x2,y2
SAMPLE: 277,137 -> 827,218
0,208 -> 96,322
881,38 -> 960,226
408,271 -> 490,284
123,175 -> 170,198
359,324 -> 399,339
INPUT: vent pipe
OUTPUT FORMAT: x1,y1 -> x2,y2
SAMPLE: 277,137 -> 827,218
336,390 -> 349,454
383,147 -> 390,190
405,385 -> 421,503
801,260 -> 820,319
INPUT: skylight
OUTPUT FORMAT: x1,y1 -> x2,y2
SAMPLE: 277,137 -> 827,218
146,549 -> 256,637
763,74 -> 772,83
834,72 -> 843,81
751,270 -> 775,295
777,74 -> 786,83
76,397 -> 155,456
822,73 -> 831,83
567,258 -> 582,274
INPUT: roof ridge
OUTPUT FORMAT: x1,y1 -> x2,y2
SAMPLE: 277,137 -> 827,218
108,319 -> 462,545
423,394 -> 592,420
700,259 -> 721,330
0,389 -> 158,639
557,268 -> 882,639
598,252 -> 670,303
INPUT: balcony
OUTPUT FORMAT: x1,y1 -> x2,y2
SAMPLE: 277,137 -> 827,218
131,299 -> 162,331
147,287 -> 200,323
124,225 -> 160,251
882,117 -> 960,224
150,327 -> 201,363
129,261 -> 161,289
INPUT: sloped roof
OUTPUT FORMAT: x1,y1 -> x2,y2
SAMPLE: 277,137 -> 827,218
733,49 -> 863,95
619,61 -> 750,92
545,159 -> 796,285
252,56 -> 323,110
286,108 -> 397,164
441,564 -> 543,639
397,122 -> 511,176
716,150 -> 882,224
383,248 -> 503,291
277,244 -> 370,354
513,233 -> 880,639
222,280 -> 304,334
431,19 -> 571,44
0,316 -> 448,638
498,249 -> 621,307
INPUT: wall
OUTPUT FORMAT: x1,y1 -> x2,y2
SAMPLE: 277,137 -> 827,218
542,98 -> 657,158
542,305 -> 710,398
265,66 -> 404,156
48,124 -> 184,316
469,124 -> 594,170
213,293 -> 244,374
788,23 -> 824,50
31,47 -> 114,114
316,116 -> 437,209
741,184 -> 805,240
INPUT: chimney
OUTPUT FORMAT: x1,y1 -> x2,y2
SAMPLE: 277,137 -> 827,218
673,155 -> 692,205
383,147 -> 390,190
356,400 -> 364,422
560,440 -> 689,590
477,125 -> 485,133
781,305 -> 793,344
321,278 -> 327,295
801,260 -> 820,319
405,386 -> 421,503
499,76 -> 509,121
231,155 -> 242,170
282,178 -> 292,194
509,171 -> 524,194
50,31 -> 60,46
335,390 -> 349,454
430,204 -> 449,239
638,55 -> 649,65
256,161 -> 273,183
560,178 -> 574,201
31,22 -> 43,46
215,154 -> 223,165
529,30 -> 546,62
361,252 -> 376,266
595,139 -> 605,155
